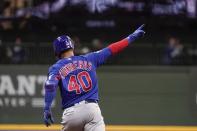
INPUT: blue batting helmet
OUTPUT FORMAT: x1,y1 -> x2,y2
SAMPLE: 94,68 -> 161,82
53,35 -> 74,56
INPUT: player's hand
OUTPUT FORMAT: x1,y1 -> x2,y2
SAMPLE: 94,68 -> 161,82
132,24 -> 145,38
43,109 -> 54,127
128,24 -> 145,43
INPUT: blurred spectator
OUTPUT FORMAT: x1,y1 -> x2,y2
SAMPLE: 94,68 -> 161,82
15,0 -> 27,9
0,1 -> 13,30
162,37 -> 186,65
72,36 -> 90,55
91,38 -> 104,51
0,0 -> 30,31
7,37 -> 26,64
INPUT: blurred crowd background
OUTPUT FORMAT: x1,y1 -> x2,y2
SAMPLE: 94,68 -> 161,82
0,0 -> 197,65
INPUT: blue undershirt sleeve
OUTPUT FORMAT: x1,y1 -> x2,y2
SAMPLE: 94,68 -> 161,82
44,67 -> 60,110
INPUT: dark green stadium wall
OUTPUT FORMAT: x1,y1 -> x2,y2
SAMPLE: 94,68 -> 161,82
0,66 -> 197,125
98,67 -> 196,125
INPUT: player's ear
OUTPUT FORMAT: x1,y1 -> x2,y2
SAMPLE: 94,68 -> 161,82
70,38 -> 75,49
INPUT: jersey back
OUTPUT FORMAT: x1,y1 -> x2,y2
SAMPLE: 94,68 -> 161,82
48,48 -> 111,109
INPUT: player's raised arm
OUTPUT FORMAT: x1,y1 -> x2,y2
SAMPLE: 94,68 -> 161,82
108,24 -> 145,55
85,24 -> 145,67
43,67 -> 60,127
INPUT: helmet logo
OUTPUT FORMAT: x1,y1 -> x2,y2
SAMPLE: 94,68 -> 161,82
57,37 -> 61,41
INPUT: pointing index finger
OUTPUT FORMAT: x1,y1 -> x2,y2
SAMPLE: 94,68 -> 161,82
137,24 -> 145,30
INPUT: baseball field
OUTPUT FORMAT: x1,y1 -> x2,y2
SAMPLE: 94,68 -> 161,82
1,125 -> 197,131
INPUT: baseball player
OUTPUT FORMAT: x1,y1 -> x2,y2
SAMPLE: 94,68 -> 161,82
43,24 -> 145,131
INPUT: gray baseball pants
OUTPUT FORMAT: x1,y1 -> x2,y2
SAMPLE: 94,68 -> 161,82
61,101 -> 105,131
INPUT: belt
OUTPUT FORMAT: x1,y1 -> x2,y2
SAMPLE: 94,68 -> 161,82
84,99 -> 98,104
64,99 -> 98,109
